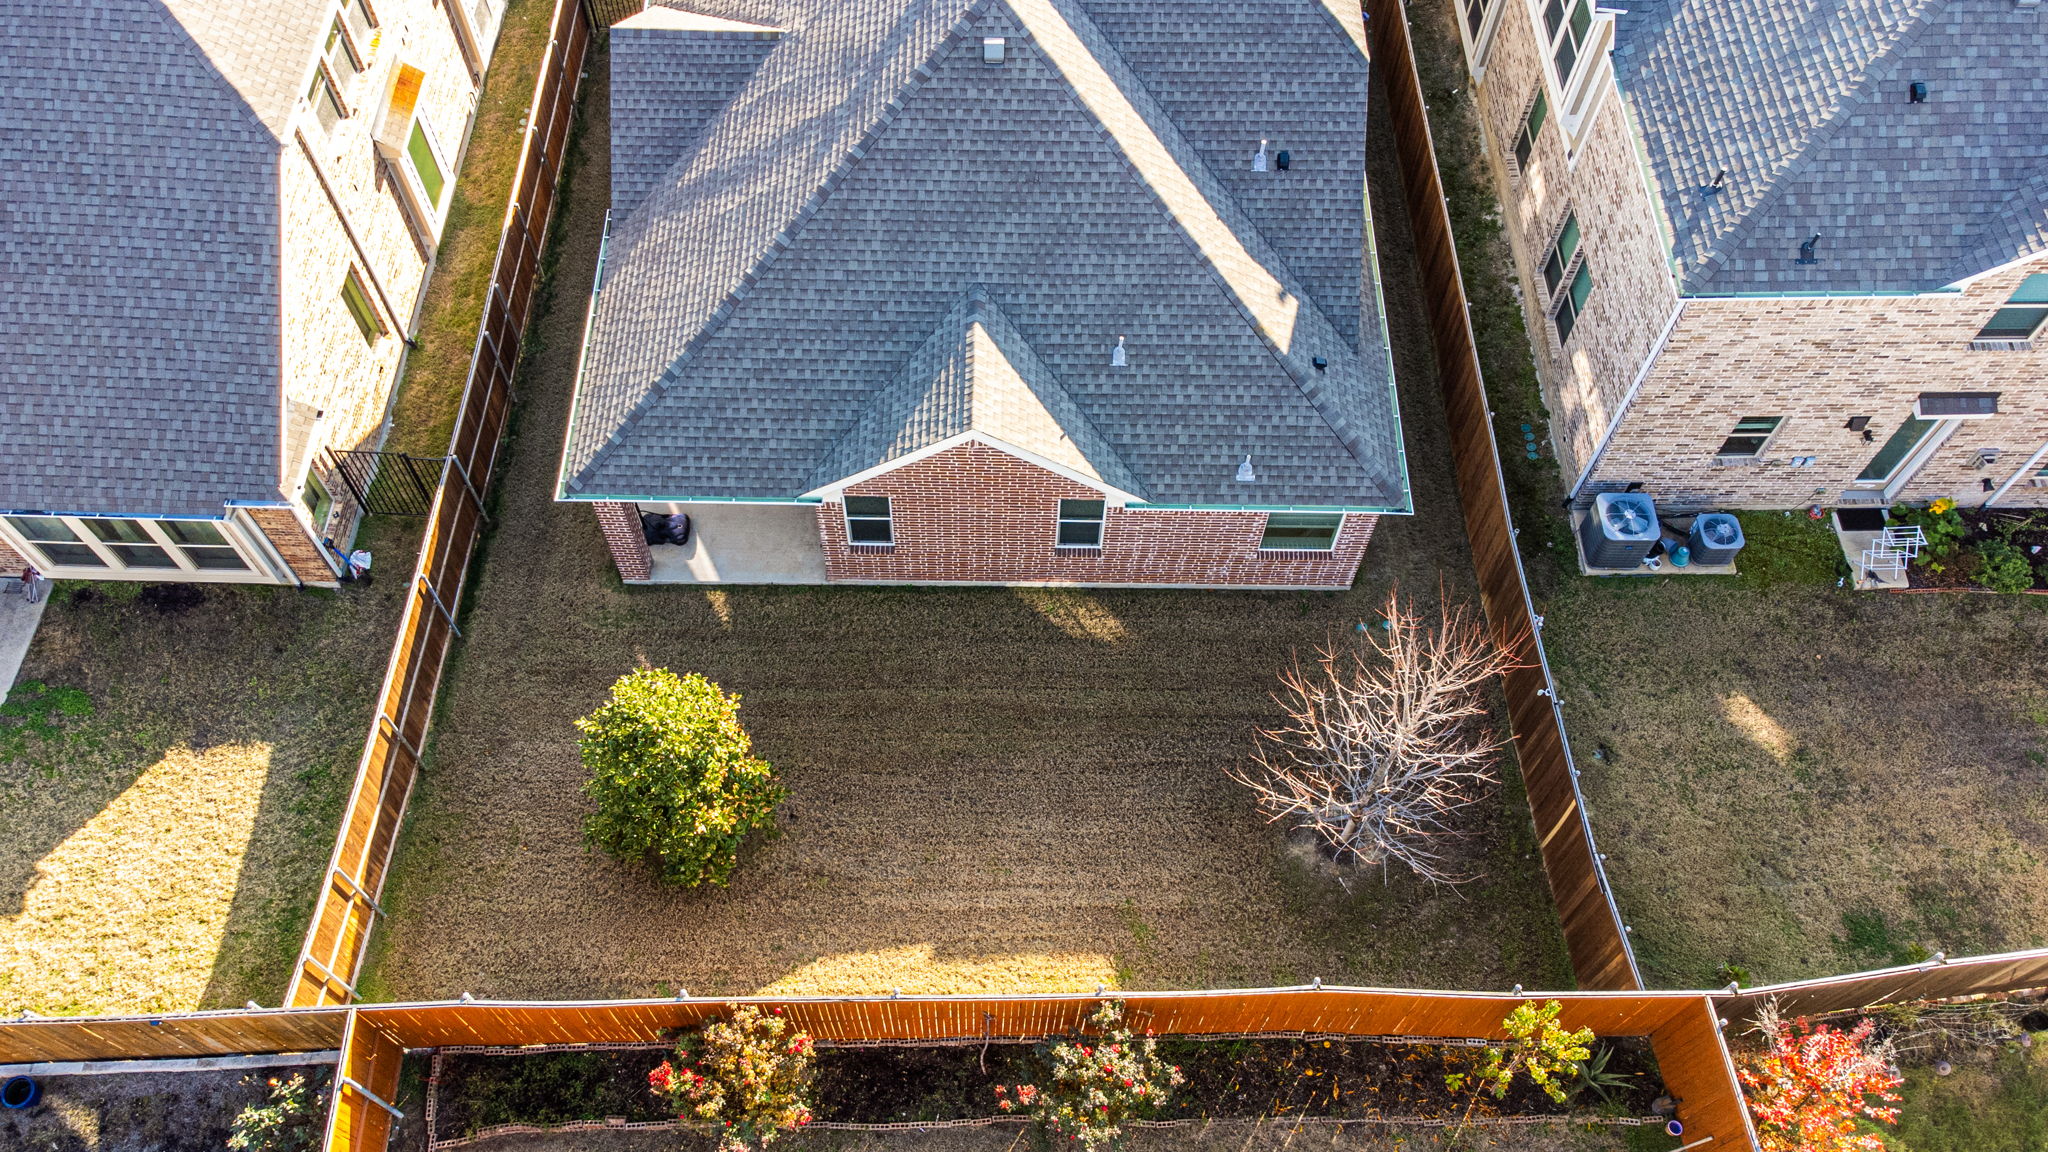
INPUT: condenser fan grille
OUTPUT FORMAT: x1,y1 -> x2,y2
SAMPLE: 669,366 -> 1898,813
1605,504 -> 1651,535
1701,519 -> 1738,546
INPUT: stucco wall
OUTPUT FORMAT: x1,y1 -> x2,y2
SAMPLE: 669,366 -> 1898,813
813,442 -> 1376,589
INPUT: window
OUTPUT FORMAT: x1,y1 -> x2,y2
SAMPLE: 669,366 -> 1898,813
323,17 -> 363,87
1972,274 -> 2048,344
406,121 -> 447,211
161,520 -> 250,571
304,471 -> 334,529
1259,512 -> 1344,551
307,69 -> 344,133
1554,261 -> 1592,343
342,0 -> 375,44
1055,499 -> 1106,547
1715,416 -> 1783,459
341,268 -> 382,344
1,515 -> 253,573
5,516 -> 105,568
1542,213 -> 1580,296
1514,89 -> 1548,172
1856,417 -> 1940,483
843,496 -> 893,544
1460,0 -> 1492,38
1544,0 -> 1595,86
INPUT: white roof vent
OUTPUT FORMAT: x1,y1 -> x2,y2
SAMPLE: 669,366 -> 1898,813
982,36 -> 1006,64
1252,138 -> 1269,172
1236,455 -> 1257,482
1110,335 -> 1127,366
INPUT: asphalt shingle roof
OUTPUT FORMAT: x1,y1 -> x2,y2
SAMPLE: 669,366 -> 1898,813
1612,0 -> 2048,293
1,0 -> 326,517
563,0 -> 1405,510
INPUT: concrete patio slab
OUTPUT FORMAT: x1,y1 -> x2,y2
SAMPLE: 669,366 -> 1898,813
0,587 -> 48,703
639,502 -> 830,585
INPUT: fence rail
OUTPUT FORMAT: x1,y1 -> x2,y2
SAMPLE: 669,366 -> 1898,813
1362,0 -> 1639,991
1718,949 -> 2048,1025
287,0 -> 592,1009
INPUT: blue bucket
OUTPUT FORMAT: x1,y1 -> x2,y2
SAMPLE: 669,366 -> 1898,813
1665,1119 -> 1684,1137
1,1075 -> 39,1109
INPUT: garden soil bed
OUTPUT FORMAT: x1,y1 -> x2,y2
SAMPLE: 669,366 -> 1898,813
430,1039 -> 1663,1140
1904,509 -> 2048,592
0,1064 -> 331,1152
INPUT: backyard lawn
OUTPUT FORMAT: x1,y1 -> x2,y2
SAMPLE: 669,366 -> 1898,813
0,0 -> 562,1019
1403,0 -> 2048,991
358,49 -> 1573,1003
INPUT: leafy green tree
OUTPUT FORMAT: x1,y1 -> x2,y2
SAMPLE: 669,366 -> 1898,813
579,669 -> 783,886
1447,1000 -> 1594,1123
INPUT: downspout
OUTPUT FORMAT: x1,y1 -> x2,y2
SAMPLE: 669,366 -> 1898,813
1568,298 -> 1684,501
1985,439 -> 2048,508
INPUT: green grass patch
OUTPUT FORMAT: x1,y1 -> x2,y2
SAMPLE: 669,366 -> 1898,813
1893,1045 -> 2048,1152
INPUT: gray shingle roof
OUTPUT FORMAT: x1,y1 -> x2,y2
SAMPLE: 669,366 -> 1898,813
1612,0 -> 2048,293
562,0 -> 1405,511
1,0 -> 327,517
609,7 -> 785,218
805,288 -> 1146,497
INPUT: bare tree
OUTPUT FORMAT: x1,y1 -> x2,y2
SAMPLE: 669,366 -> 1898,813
1230,590 -> 1516,885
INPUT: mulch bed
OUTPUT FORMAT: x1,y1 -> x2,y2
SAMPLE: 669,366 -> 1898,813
430,1039 -> 1663,1139
1905,509 -> 2048,591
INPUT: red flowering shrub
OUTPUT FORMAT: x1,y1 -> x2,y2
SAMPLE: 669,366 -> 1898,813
993,1001 -> 1183,1152
649,1005 -> 816,1152
1738,1001 -> 1901,1152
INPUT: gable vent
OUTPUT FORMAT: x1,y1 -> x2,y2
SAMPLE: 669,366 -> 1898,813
982,36 -> 1006,64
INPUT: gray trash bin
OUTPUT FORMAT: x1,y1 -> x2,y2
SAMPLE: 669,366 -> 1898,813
1688,513 -> 1745,565
1580,492 -> 1660,568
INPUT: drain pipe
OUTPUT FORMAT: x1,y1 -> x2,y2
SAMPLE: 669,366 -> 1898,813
1983,439 -> 2048,508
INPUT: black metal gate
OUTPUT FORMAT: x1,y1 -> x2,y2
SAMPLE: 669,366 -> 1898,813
328,449 -> 447,517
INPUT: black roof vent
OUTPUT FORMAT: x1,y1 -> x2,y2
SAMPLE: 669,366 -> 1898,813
1311,356 -> 1327,372
1699,168 -> 1726,198
1908,80 -> 1928,103
1275,149 -> 1291,171
1797,233 -> 1820,264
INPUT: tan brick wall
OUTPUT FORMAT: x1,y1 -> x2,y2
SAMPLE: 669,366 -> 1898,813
815,442 -> 1375,589
1464,2 -> 1680,485
246,506 -> 342,586
595,502 -> 654,581
280,0 -> 482,536
1586,256 -> 2048,509
0,539 -> 25,573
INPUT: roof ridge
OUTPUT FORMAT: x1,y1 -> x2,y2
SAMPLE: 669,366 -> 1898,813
1002,0 -> 1395,488
1677,0 -> 1951,289
568,0 -> 989,493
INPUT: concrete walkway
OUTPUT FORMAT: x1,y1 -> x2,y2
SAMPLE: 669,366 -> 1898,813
0,587 -> 48,703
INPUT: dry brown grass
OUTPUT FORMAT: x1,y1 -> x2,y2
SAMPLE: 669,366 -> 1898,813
357,54 -> 1571,1003
1541,515 -> 2048,987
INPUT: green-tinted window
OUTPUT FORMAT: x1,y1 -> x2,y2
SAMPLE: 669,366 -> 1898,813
1856,417 -> 1939,483
2009,274 -> 2048,305
1550,0 -> 1594,83
85,518 -> 177,568
304,471 -> 334,528
341,268 -> 381,344
1976,306 -> 2048,341
1543,213 -> 1580,295
844,496 -> 893,544
1259,512 -> 1344,551
324,19 -> 362,83
407,121 -> 446,209
1715,416 -> 1782,458
1554,261 -> 1593,344
6,515 -> 105,568
1515,89 -> 1548,171
1055,499 -> 1106,547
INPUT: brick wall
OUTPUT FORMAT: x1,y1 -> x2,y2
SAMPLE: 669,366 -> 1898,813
595,501 -> 653,581
0,538 -> 25,573
1587,257 -> 2048,509
246,507 -> 341,587
1464,3 -> 1680,485
816,442 -> 1375,589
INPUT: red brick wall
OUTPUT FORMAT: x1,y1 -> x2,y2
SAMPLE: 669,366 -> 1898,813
246,506 -> 341,586
817,442 -> 1375,588
595,501 -> 653,581
0,538 -> 25,573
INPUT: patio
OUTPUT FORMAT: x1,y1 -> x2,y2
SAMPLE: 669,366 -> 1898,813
635,502 -> 829,585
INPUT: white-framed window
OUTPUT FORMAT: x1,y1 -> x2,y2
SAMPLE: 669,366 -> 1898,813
1714,416 -> 1783,460
1054,499 -> 1106,548
1258,512 -> 1344,552
468,0 -> 504,50
1457,0 -> 1506,68
307,67 -> 345,133
1,515 -> 260,576
843,496 -> 893,544
323,16 -> 365,90
403,117 -> 451,221
1543,0 -> 1596,90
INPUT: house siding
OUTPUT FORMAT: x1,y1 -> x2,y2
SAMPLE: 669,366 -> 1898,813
815,442 -> 1375,588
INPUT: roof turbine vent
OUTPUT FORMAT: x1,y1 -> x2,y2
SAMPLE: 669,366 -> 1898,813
1236,455 -> 1257,483
1110,335 -> 1127,367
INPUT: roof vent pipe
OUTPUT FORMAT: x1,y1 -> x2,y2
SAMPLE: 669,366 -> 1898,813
1111,335 -> 1127,367
1253,139 -> 1269,172
1236,455 -> 1257,482
1797,233 -> 1820,264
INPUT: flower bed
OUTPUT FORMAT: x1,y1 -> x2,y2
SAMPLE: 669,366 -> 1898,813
1891,502 -> 2048,592
428,1037 -> 1665,1143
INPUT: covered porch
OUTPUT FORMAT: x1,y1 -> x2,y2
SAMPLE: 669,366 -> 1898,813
635,501 -> 830,585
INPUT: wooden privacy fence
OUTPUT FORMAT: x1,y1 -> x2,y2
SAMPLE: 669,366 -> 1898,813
1362,0 -> 1638,991
0,987 -> 1756,1152
1718,948 -> 2048,1025
288,0 -> 592,1009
